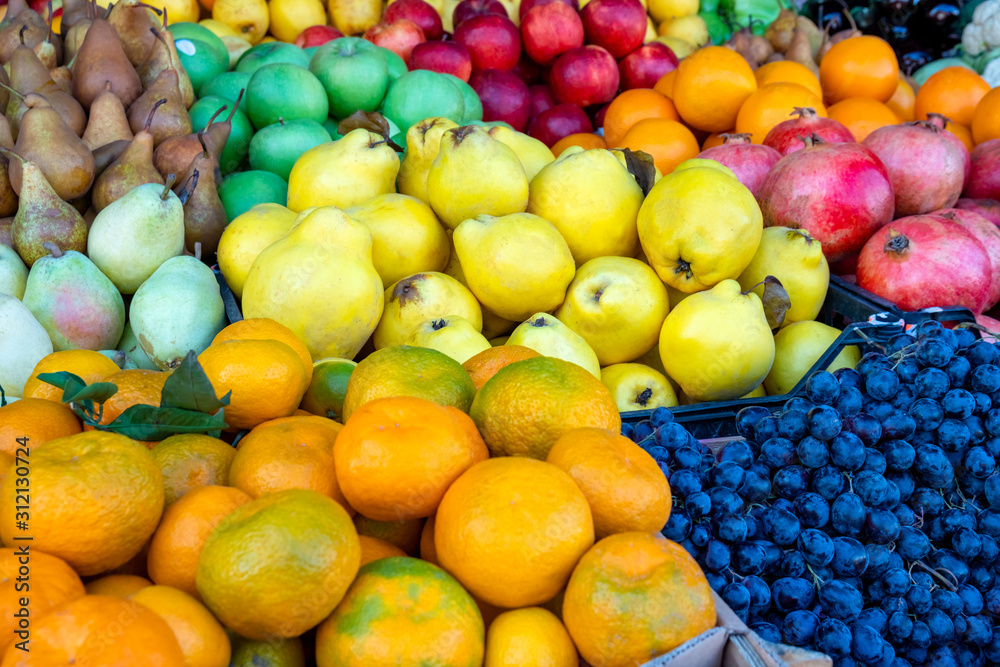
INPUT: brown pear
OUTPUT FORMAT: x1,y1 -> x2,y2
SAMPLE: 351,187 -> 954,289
92,139 -> 130,179
10,93 -> 94,201
153,96 -> 234,180
9,43 -> 86,136
83,82 -> 133,150
138,27 -> 194,109
126,35 -> 191,146
2,148 -> 87,267
49,62 -> 72,93
0,62 -> 9,115
175,134 -> 226,257
0,217 -> 12,247
62,18 -> 91,62
92,99 -> 164,211
0,1 -> 56,65
0,116 -> 18,218
108,0 -> 160,68
72,18 -> 142,112
60,0 -> 94,36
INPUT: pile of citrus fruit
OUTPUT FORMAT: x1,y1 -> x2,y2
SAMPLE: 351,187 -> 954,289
0,318 -> 716,667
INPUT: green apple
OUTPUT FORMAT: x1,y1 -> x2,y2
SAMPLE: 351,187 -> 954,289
248,119 -> 331,181
468,120 -> 515,130
443,74 -> 483,123
168,22 -> 228,62
323,116 -> 343,140
199,71 -> 251,110
219,171 -> 289,222
236,42 -> 310,74
189,95 -> 255,175
381,70 -> 465,136
173,38 -> 230,94
309,37 -> 389,120
246,63 -> 329,130
376,46 -> 407,80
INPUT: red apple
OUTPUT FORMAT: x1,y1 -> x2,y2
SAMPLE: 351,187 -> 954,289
528,103 -> 593,146
470,69 -> 532,131
364,20 -> 427,63
529,84 -> 558,119
384,0 -> 444,40
513,53 -> 541,84
453,14 -> 521,71
409,41 -> 474,81
519,0 -> 579,21
452,0 -> 509,28
294,25 -> 345,48
521,2 -> 584,66
580,0 -> 646,58
618,42 -> 679,90
549,45 -> 619,107
592,102 -> 610,128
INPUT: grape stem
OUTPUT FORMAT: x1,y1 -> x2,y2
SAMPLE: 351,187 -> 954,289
912,560 -> 958,592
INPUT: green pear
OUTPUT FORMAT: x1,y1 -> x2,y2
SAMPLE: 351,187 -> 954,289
21,244 -> 125,351
116,321 -> 158,371
506,313 -> 601,378
0,294 -> 52,398
404,315 -> 491,364
0,243 -> 27,299
129,256 -> 227,370
87,180 -> 186,294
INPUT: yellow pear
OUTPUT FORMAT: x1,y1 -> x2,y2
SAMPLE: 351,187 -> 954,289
507,313 -> 601,377
487,125 -> 554,181
287,129 -> 400,212
738,227 -> 830,326
529,146 -> 644,265
441,237 -> 516,338
346,194 -> 451,289
453,212 -> 575,321
404,314 -> 491,364
242,206 -> 384,360
638,163 -> 763,293
631,343 -> 667,377
743,384 -> 767,398
439,0 -> 461,31
426,125 -> 529,230
765,321 -> 860,396
601,363 -> 678,413
659,279 -> 775,401
373,271 -> 483,349
555,257 -> 669,366
397,117 -> 459,205
328,0 -> 382,35
217,203 -> 299,300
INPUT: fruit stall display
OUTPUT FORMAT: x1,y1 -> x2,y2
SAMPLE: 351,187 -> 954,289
1,0 -> 1000,663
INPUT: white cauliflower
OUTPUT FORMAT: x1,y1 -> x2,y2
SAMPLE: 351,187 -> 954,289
962,0 -> 1000,57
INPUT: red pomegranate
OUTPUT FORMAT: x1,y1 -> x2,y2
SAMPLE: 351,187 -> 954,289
934,208 -> 1000,309
965,139 -> 1000,200
857,215 -> 992,313
755,135 -> 895,262
697,133 -> 781,196
861,118 -> 968,218
955,198 -> 1000,227
925,114 -> 973,190
977,313 -> 1000,343
762,107 -> 855,156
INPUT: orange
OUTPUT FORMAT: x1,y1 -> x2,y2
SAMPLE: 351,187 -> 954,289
886,76 -> 916,122
212,318 -> 314,386
826,97 -> 901,142
470,356 -> 621,459
484,607 -> 578,667
972,87 -> 1000,145
299,357 -> 356,421
84,574 -> 153,598
198,339 -> 309,431
130,585 -> 231,667
0,549 -> 84,659
551,133 -> 607,157
462,345 -> 541,391
342,345 -> 477,421
735,82 -> 827,144
315,557 -> 485,667
229,415 -> 350,510
562,532 -> 716,667
946,121 -> 975,151
230,635 -> 305,667
0,431 -> 163,576
602,89 -> 679,149
152,434 -> 237,505
547,428 -> 672,539
0,453 -> 11,490
618,117 -> 700,176
671,46 -> 757,132
358,535 -> 407,566
914,67 -> 991,127
0,594 -> 185,667
354,515 -> 425,556
146,485 -> 253,599
88,368 -> 169,428
195,489 -> 361,640
335,396 -> 488,521
420,514 -> 439,565
819,36 -> 899,105
753,60 -> 823,99
653,69 -> 676,98
435,457 -> 595,608
22,350 -> 120,403
0,398 -> 80,454
701,131 -> 729,150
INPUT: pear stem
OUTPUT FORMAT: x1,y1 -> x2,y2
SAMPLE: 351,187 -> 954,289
42,242 -> 62,258
203,104 -> 228,131
162,173 -> 177,199
278,117 -> 285,126
46,1 -> 54,42
0,147 -> 23,165
145,98 -> 167,133
112,350 -> 127,369
197,132 -> 209,157
18,25 -> 26,45
0,82 -> 25,102
224,89 -> 245,125
193,241 -> 202,262
136,2 -> 163,16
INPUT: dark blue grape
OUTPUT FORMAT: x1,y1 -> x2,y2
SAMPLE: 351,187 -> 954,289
975,391 -> 992,414
704,570 -> 727,592
657,422 -> 691,451
886,333 -> 914,355
703,539 -> 730,571
812,465 -> 846,500
851,623 -> 883,663
750,622 -> 781,644
968,340 -> 1000,366
757,540 -> 783,572
712,512 -> 748,543
831,492 -> 866,537
754,416 -> 781,444
854,470 -> 889,505
784,396 -> 816,413
835,367 -> 863,390
882,568 -> 910,596
856,607 -> 887,635
669,469 -> 701,498
889,611 -> 913,640
719,440 -> 754,468
662,508 -> 692,541
686,491 -> 712,520
805,370 -> 842,406
778,550 -> 807,579
964,415 -> 986,444
842,413 -> 882,447
965,446 -> 996,478
910,398 -> 946,431
744,573 -> 770,609
737,470 -> 770,504
914,443 -> 955,487
792,491 -> 829,528
830,536 -> 868,577
834,386 -> 865,417
708,486 -> 744,515
816,618 -> 852,658
771,498 -> 794,513
979,510 -> 1000,538
880,439 -> 915,471
709,461 -> 745,491
955,328 -> 977,349
928,549 -> 970,585
910,486 -> 946,518
973,364 -> 1000,394
916,338 -> 954,367
926,645 -> 957,667
881,411 -> 916,441
934,589 -> 965,615
797,528 -> 834,566
748,460 -> 769,478
736,406 -> 772,439
649,406 -> 674,428
778,409 -> 810,441
943,388 -> 976,419
980,535 -> 999,562
912,572 -> 934,590
865,508 -> 901,544
964,615 -> 993,646
910,620 -> 932,650
893,503 -> 916,527
958,584 -> 985,615
911,429 -> 937,445
986,409 -> 1000,437
830,432 -> 866,471
892,383 -> 917,410
865,399 -> 896,422
906,584 -> 933,615
762,508 -> 800,546
774,465 -> 810,501
880,595 -> 907,617
632,421 -> 654,443
807,405 -> 843,441
689,522 -> 711,547
760,437 -> 797,469
621,423 -> 636,440
721,582 -> 751,613
862,448 -> 887,475
886,470 -> 914,501
772,577 -> 815,613
796,436 -> 830,469
730,541 -> 766,576
945,355 -> 973,387
782,609 -> 820,646
858,351 -> 894,376
673,445 -> 703,470
866,368 -> 900,401
938,418 -> 972,452
896,525 -> 932,561
819,579 -> 864,622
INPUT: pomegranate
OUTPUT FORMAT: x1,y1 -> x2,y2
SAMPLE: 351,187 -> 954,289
861,118 -> 968,218
965,139 -> 1000,200
697,133 -> 781,196
955,198 -> 1000,227
977,314 -> 1000,343
934,208 -> 1000,309
755,135 -> 895,262
762,107 -> 855,156
857,215 -> 992,313
926,114 -> 972,191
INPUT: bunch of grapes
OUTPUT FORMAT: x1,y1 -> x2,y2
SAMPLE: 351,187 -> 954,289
624,320 -> 1000,667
